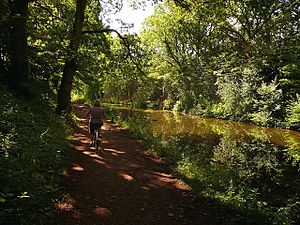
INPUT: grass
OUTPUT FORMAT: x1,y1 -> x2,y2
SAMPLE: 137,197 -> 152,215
0,84 -> 71,225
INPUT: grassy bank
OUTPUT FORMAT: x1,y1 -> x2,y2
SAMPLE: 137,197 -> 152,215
0,85 -> 71,225
106,108 -> 300,225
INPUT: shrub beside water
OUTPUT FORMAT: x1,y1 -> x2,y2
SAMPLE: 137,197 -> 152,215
286,95 -> 300,130
0,85 -> 70,225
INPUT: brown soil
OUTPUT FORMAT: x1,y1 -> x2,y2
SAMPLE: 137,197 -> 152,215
55,104 -> 232,225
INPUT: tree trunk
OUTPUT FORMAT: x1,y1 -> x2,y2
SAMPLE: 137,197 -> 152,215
56,59 -> 76,113
56,0 -> 87,114
8,0 -> 29,90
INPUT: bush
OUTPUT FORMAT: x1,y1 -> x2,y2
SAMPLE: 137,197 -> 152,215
286,95 -> 300,130
215,66 -> 260,121
250,81 -> 283,126
173,100 -> 183,112
0,84 -> 70,225
163,99 -> 174,110
133,98 -> 148,109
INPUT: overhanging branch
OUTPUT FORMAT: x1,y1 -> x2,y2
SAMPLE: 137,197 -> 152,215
83,28 -> 147,76
83,28 -> 129,47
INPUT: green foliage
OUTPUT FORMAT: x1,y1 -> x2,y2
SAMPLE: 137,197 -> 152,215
215,65 -> 260,120
284,134 -> 300,169
142,0 -> 219,113
27,0 -> 76,101
250,80 -> 283,126
0,0 -> 10,73
279,64 -> 300,99
2,0 -> 299,130
133,98 -> 147,109
101,34 -> 153,105
0,85 -> 70,225
286,95 -> 300,130
163,99 -> 173,110
138,0 -> 300,129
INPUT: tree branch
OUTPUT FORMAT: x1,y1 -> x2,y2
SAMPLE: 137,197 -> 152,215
33,1 -> 61,21
83,28 -> 147,76
83,28 -> 130,52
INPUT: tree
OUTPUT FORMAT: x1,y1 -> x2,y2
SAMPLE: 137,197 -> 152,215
55,0 -> 133,113
140,0 -> 299,126
56,0 -> 87,113
4,0 -> 30,91
0,0 -> 10,74
142,1 -> 219,111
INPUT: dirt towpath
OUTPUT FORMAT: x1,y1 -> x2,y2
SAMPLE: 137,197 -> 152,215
55,104 -> 230,225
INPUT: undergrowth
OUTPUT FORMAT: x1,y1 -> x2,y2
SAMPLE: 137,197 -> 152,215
0,84 -> 71,225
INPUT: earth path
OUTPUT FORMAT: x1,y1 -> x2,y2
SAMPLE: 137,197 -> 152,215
55,104 -> 229,225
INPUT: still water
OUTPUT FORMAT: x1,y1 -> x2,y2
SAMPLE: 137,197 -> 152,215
108,105 -> 300,147
146,110 -> 300,148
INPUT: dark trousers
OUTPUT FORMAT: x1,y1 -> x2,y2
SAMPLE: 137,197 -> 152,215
89,119 -> 103,134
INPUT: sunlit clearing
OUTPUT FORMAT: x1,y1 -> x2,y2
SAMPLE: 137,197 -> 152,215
157,176 -> 173,183
151,171 -> 173,178
146,179 -> 174,189
128,163 -> 142,168
94,206 -> 111,216
105,148 -> 125,154
102,139 -> 109,144
93,159 -> 106,165
173,180 -> 191,191
141,186 -> 150,191
56,198 -> 76,211
83,150 -> 95,156
90,153 -> 103,159
72,165 -> 84,171
61,170 -> 70,176
73,135 -> 89,143
118,172 -> 134,181
75,145 -> 87,151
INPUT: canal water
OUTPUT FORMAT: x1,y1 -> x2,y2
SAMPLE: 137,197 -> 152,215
147,110 -> 300,148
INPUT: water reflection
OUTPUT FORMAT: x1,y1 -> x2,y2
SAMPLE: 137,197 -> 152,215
148,110 -> 300,148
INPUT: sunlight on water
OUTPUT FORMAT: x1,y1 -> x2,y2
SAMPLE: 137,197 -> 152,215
147,110 -> 300,148
105,104 -> 300,148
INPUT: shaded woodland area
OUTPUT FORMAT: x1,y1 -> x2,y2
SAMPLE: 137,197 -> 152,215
0,0 -> 300,224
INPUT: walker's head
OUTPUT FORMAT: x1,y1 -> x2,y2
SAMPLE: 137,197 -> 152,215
94,99 -> 101,107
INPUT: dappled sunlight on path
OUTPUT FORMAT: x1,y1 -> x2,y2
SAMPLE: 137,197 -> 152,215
55,104 -> 229,225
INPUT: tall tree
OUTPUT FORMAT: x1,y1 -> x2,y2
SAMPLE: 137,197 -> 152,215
8,0 -> 30,90
56,0 -> 87,113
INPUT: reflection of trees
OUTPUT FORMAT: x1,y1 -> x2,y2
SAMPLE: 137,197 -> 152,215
248,127 -> 272,142
210,122 -> 242,138
213,136 -> 280,180
211,136 -> 300,219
